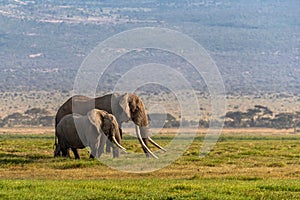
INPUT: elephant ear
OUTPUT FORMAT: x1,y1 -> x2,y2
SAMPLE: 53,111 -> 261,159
87,109 -> 105,134
117,93 -> 131,123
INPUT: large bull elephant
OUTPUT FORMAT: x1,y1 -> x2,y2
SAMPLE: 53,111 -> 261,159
54,93 -> 165,158
56,109 -> 126,159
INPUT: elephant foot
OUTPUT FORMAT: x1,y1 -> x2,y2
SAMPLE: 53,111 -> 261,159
54,149 -> 61,157
54,144 -> 62,157
89,154 -> 95,159
54,152 -> 61,157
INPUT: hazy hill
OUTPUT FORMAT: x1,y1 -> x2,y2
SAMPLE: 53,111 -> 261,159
0,0 -> 299,94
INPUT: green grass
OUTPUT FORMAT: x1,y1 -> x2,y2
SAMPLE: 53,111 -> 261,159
1,179 -> 300,199
1,130 -> 300,199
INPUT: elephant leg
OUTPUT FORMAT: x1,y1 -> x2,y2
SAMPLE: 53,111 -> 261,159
112,146 -> 120,158
90,143 -> 99,158
106,128 -> 122,154
89,154 -> 95,159
140,138 -> 150,157
64,148 -> 71,157
90,140 -> 100,159
61,147 -> 70,158
71,148 -> 80,159
59,139 -> 71,158
97,134 -> 107,158
54,143 -> 61,157
106,139 -> 112,153
90,148 -> 96,159
140,127 -> 150,157
54,135 -> 63,157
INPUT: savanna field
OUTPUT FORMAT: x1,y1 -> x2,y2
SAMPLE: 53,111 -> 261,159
0,128 -> 300,199
0,1 -> 299,200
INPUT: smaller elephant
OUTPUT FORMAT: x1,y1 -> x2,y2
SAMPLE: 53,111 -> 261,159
56,109 -> 126,159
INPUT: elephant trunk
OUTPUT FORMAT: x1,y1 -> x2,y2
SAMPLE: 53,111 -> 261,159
113,128 -> 124,157
139,126 -> 149,155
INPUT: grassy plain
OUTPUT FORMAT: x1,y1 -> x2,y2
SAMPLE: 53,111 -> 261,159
0,128 -> 300,199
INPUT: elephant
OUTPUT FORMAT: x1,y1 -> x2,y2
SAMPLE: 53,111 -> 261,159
54,93 -> 166,159
56,109 -> 126,159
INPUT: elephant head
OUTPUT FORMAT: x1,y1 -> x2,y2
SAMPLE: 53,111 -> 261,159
87,109 -> 126,153
111,93 -> 166,158
128,94 -> 148,127
110,93 -> 149,126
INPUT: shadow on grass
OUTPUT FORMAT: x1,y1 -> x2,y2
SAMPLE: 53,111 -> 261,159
50,158 -> 101,170
0,153 -> 33,166
0,151 -> 103,170
0,153 -> 52,167
258,184 -> 300,192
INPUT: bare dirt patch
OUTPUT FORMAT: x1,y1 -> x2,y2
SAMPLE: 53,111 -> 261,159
0,127 -> 54,135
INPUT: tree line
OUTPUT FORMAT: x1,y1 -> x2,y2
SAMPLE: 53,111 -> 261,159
0,108 -> 53,127
223,105 -> 300,130
0,105 -> 299,132
150,104 -> 300,132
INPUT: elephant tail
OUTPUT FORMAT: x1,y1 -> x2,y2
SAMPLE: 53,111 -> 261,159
53,128 -> 61,157
53,137 -> 61,157
53,115 -> 58,149
53,124 -> 60,148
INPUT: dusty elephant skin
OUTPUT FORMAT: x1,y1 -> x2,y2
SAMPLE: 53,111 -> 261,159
54,93 -> 165,159
55,109 -> 125,159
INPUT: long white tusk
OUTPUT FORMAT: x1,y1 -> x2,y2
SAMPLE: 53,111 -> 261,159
148,137 -> 167,152
135,125 -> 158,159
112,136 -> 127,153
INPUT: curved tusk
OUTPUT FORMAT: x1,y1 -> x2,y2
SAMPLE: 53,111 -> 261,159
135,125 -> 158,159
112,136 -> 127,153
148,137 -> 167,152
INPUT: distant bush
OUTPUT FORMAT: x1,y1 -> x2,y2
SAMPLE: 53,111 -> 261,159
224,105 -> 299,130
0,119 -> 4,127
1,108 -> 54,127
